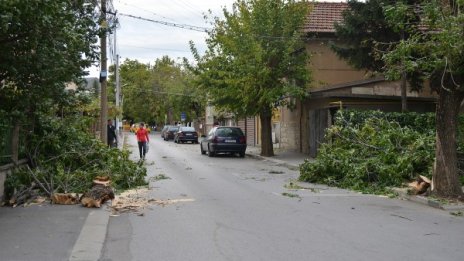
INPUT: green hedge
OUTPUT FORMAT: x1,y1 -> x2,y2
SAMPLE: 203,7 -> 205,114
299,110 -> 437,194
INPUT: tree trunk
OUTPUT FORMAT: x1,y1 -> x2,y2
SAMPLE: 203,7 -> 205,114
433,89 -> 464,198
259,108 -> 274,157
11,121 -> 20,164
400,72 -> 408,112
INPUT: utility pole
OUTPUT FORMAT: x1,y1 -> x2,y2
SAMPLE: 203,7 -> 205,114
115,53 -> 120,130
100,0 -> 108,143
115,27 -> 121,133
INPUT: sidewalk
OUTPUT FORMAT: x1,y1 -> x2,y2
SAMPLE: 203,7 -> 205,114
0,133 -> 129,261
245,145 -> 312,171
246,146 -> 464,211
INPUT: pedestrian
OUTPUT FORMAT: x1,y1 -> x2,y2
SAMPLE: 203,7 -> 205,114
135,122 -> 150,159
107,119 -> 117,147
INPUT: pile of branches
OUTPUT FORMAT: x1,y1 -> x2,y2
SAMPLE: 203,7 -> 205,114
299,110 -> 436,194
2,116 -> 147,207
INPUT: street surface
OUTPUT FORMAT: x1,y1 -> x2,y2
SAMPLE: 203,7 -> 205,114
101,132 -> 464,261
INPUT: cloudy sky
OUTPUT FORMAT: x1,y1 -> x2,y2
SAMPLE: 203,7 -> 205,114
87,0 -> 235,77
87,0 -> 346,77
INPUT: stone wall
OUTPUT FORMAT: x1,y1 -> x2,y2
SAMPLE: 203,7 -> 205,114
279,121 -> 300,151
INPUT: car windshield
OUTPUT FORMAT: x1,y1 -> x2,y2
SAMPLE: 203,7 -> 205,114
169,127 -> 179,131
181,127 -> 195,132
216,128 -> 243,137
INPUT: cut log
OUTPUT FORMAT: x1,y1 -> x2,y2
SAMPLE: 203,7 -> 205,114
51,193 -> 79,205
80,184 -> 114,208
408,176 -> 431,195
92,180 -> 111,186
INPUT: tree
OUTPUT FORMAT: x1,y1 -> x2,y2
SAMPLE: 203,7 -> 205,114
332,0 -> 421,112
190,0 -> 310,156
382,0 -> 464,198
0,0 -> 100,162
118,57 -> 202,126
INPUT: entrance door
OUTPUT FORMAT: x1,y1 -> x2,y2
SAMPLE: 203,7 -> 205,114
308,109 -> 329,158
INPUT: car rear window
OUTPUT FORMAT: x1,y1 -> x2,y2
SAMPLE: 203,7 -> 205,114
181,127 -> 195,132
216,128 -> 244,137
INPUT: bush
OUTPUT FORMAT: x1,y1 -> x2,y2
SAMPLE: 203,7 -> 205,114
299,110 -> 436,194
5,115 -> 147,199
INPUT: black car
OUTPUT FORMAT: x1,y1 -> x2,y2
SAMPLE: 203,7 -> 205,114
200,126 -> 246,157
174,126 -> 199,144
163,126 -> 179,141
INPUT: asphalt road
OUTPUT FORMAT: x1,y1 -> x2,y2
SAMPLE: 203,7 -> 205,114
101,132 -> 464,261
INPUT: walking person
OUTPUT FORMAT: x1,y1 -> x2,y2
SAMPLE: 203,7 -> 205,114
107,119 -> 117,147
135,122 -> 150,159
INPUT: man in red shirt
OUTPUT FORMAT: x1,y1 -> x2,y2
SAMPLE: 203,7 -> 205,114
135,122 -> 150,159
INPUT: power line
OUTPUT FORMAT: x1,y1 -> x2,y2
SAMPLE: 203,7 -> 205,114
119,13 -> 314,41
117,0 -> 177,22
119,13 -> 209,32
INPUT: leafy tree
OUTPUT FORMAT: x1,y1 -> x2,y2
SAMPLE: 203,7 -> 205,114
118,57 -> 202,126
381,0 -> 464,198
332,0 -> 421,112
0,0 -> 100,161
118,59 -> 155,124
190,0 -> 311,156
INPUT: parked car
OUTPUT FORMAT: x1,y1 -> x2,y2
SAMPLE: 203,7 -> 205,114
160,125 -> 171,139
200,126 -> 246,157
174,126 -> 199,144
163,126 -> 179,141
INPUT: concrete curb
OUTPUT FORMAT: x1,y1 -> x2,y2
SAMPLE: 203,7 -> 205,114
246,153 -> 300,171
393,188 -> 464,211
69,209 -> 109,261
248,153 -> 464,211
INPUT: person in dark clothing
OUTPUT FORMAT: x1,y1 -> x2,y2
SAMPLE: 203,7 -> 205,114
107,119 -> 117,147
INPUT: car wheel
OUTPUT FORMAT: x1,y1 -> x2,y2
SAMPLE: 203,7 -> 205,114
239,151 -> 245,158
208,145 -> 215,157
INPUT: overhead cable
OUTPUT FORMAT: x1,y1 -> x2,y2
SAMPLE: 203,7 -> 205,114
119,13 -> 209,32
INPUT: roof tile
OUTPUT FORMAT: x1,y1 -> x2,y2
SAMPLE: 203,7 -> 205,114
303,2 -> 348,33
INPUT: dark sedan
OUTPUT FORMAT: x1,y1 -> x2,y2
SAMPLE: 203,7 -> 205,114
163,126 -> 179,141
174,126 -> 199,144
200,126 -> 246,157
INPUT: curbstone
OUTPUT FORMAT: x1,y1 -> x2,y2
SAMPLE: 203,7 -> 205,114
69,209 -> 110,261
393,188 -> 464,211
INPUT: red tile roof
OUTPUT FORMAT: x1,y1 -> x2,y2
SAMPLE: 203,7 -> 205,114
303,2 -> 348,33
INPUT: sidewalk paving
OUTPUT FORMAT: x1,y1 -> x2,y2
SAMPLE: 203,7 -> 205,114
245,145 -> 312,171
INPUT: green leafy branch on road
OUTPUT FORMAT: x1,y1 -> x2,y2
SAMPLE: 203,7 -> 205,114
4,116 -> 147,205
281,192 -> 302,201
299,110 -> 436,195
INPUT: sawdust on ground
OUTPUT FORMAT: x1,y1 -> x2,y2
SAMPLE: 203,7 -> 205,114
109,187 -> 194,216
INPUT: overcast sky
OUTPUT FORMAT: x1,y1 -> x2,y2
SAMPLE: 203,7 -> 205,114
86,0 -> 235,77
86,0 -> 346,77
